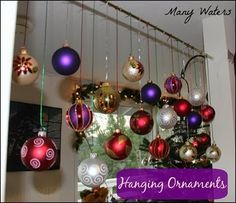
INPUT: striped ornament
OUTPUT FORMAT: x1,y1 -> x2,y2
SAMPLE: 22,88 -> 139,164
66,100 -> 93,132
164,74 -> 182,94
149,136 -> 170,160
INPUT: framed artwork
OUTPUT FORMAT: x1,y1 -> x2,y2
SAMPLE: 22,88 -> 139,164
7,101 -> 62,171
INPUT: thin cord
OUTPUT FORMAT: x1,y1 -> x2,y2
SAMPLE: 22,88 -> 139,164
146,24 -> 151,81
129,14 -> 133,56
154,29 -> 158,84
91,1 -> 95,111
116,9 -> 120,128
193,49 -> 198,87
79,1 -> 84,85
84,136 -> 93,153
65,2 -> 69,43
171,38 -> 174,73
177,41 -> 180,76
137,22 -> 143,106
105,2 -> 109,81
40,1 -> 49,128
23,1 -> 29,46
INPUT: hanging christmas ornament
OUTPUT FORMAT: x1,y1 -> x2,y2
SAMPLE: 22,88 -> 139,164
187,111 -> 202,128
179,141 -> 197,163
206,144 -> 221,163
20,129 -> 57,170
78,153 -> 108,188
66,99 -> 93,132
52,43 -> 81,76
157,105 -> 178,129
164,74 -> 182,94
173,99 -> 192,117
104,129 -> 132,160
199,104 -> 215,123
122,56 -> 144,82
93,82 -> 120,114
188,88 -> 205,106
12,47 -> 40,85
149,135 -> 170,160
130,108 -> 154,135
141,81 -> 162,105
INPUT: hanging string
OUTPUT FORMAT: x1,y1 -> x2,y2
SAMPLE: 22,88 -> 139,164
146,24 -> 151,81
129,14 -> 133,56
116,9 -> 120,128
187,47 -> 193,91
176,41 -> 180,76
193,49 -> 198,87
105,2 -> 110,81
23,1 -> 29,46
65,2 -> 69,43
154,29 -> 158,84
84,136 -> 93,153
170,38 -> 174,73
137,21 -> 143,106
40,1 -> 49,128
79,1 -> 84,86
201,57 -> 206,95
91,1 -> 95,111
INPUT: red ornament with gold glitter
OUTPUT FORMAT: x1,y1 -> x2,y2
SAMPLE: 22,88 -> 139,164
149,135 -> 170,160
173,99 -> 192,117
12,47 -> 40,85
20,130 -> 57,170
130,108 -> 154,135
104,129 -> 132,160
199,104 -> 215,123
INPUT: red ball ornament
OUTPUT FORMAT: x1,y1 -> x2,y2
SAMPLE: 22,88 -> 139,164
130,109 -> 154,135
173,99 -> 192,117
20,130 -> 57,170
200,105 -> 215,123
66,99 -> 93,132
149,135 -> 170,160
199,133 -> 211,145
104,129 -> 132,160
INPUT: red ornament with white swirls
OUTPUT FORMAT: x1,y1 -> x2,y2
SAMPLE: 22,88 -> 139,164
20,130 -> 57,170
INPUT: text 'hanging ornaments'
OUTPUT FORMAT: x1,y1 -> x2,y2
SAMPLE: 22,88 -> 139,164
149,135 -> 170,160
20,130 -> 57,170
164,74 -> 182,94
157,105 -> 178,129
188,88 -> 205,107
187,111 -> 202,129
104,129 -> 132,160
93,82 -> 120,114
66,99 -> 93,132
206,144 -> 221,163
52,43 -> 81,76
179,141 -> 197,163
12,47 -> 40,85
200,104 -> 215,123
122,55 -> 144,82
130,108 -> 154,135
78,153 -> 108,188
141,81 -> 162,105
173,99 -> 192,117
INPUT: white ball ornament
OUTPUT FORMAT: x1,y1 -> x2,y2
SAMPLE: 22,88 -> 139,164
157,105 -> 178,129
188,88 -> 205,106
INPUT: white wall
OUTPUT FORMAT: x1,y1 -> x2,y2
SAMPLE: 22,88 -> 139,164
203,15 -> 235,202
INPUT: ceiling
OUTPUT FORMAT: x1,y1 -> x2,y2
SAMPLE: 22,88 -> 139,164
14,1 -> 235,90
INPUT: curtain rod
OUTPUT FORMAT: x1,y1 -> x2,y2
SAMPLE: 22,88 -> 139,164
101,0 -> 213,59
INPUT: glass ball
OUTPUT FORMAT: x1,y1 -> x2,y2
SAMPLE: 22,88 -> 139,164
157,105 -> 178,129
78,153 -> 108,188
188,88 -> 205,106
206,144 -> 221,163
179,142 -> 198,162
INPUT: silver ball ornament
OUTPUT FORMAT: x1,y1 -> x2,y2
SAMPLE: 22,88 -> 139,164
188,88 -> 205,106
179,142 -> 198,162
78,153 -> 108,188
157,105 -> 178,129
206,144 -> 221,163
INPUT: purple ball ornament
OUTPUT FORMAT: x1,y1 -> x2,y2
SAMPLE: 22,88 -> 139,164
141,80 -> 162,105
187,111 -> 202,129
52,43 -> 81,76
66,99 -> 93,132
164,74 -> 182,94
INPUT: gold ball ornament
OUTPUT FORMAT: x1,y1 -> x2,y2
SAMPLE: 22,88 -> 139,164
179,141 -> 198,163
12,47 -> 40,85
206,143 -> 221,163
93,82 -> 121,114
122,56 -> 144,82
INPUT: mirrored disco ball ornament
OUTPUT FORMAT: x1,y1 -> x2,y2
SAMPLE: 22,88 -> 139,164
164,74 -> 182,94
188,88 -> 205,106
104,129 -> 132,160
179,141 -> 197,163
12,47 -> 40,85
20,129 -> 57,170
206,144 -> 221,163
122,55 -> 144,82
78,153 -> 108,188
66,99 -> 93,132
52,43 -> 81,76
93,82 -> 120,114
157,105 -> 178,129
141,81 -> 162,105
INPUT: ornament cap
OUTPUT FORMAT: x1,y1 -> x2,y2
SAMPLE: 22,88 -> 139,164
63,41 -> 69,47
101,82 -> 110,87
38,129 -> 47,137
156,134 -> 161,139
114,129 -> 121,134
20,46 -> 28,55
128,55 -> 134,60
90,153 -> 97,159
147,80 -> 153,84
